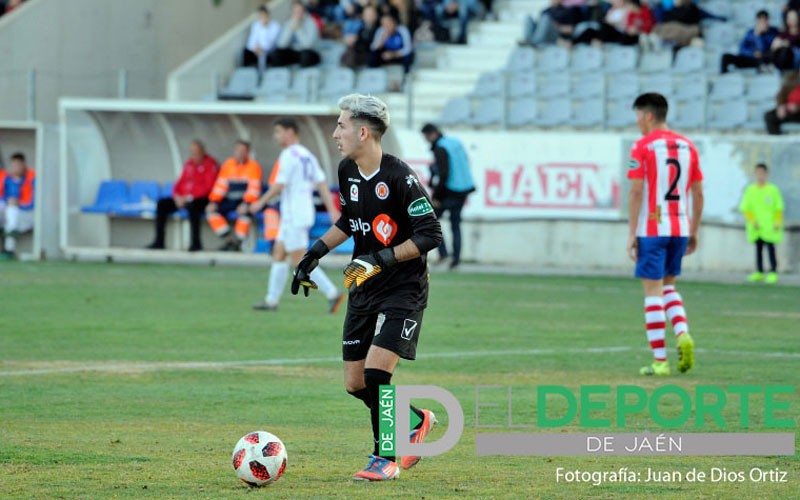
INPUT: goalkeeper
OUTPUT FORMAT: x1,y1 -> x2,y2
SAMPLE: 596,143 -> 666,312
291,93 -> 442,481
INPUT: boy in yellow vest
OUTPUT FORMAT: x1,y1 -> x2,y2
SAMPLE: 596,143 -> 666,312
739,163 -> 784,283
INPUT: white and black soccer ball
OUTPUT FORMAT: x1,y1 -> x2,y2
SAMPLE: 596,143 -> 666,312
231,431 -> 288,487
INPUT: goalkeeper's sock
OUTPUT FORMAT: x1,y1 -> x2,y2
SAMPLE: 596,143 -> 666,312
265,261 -> 290,305
310,267 -> 338,300
365,368 -> 394,461
644,296 -> 667,362
663,285 -> 688,338
348,387 -> 371,409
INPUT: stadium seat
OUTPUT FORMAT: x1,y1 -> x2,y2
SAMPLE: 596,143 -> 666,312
639,50 -> 672,73
355,68 -> 389,94
81,180 -> 128,213
320,67 -> 356,100
733,1 -> 764,27
288,68 -> 321,102
674,73 -> 707,100
604,45 -> 638,73
537,46 -> 570,73
436,97 -> 471,126
535,98 -> 571,127
470,71 -> 505,98
318,41 -> 346,68
745,73 -> 781,102
671,99 -> 706,129
218,67 -> 258,100
506,46 -> 536,71
607,71 -> 639,100
703,22 -> 738,51
743,99 -> 774,130
537,73 -> 570,98
570,98 -> 604,128
469,97 -> 505,126
707,99 -> 747,129
570,45 -> 604,74
572,73 -> 605,99
253,68 -> 292,100
506,98 -> 537,127
640,73 -> 673,97
672,47 -> 705,74
117,180 -> 160,217
702,0 -> 733,21
709,73 -> 745,101
507,70 -> 537,98
606,99 -> 636,128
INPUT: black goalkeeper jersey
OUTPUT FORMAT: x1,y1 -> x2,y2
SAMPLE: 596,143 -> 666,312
334,153 -> 442,314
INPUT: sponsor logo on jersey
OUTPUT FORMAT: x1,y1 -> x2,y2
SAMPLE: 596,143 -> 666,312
349,218 -> 371,235
372,214 -> 397,246
348,177 -> 361,183
401,318 -> 418,340
342,339 -> 360,345
339,192 -> 346,206
628,159 -> 640,170
405,174 -> 421,188
407,197 -> 434,217
375,182 -> 390,200
350,184 -> 359,202
375,313 -> 386,336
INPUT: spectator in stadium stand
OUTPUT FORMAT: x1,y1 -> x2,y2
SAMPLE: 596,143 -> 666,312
434,0 -> 481,44
574,0 -> 651,46
720,10 -> 778,73
0,152 -> 35,259
421,123 -> 476,270
341,5 -> 380,69
651,0 -> 702,49
368,13 -> 415,74
769,9 -> 800,71
205,140 -> 263,252
764,70 -> 800,134
147,140 -> 219,252
267,1 -> 322,68
242,6 -> 281,72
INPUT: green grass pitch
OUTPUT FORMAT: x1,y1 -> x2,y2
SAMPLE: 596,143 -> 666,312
1,261 -> 798,499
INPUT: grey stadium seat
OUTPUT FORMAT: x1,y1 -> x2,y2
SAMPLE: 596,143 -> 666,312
506,47 -> 536,71
672,46 -> 705,74
707,99 -> 747,129
744,99 -> 775,130
437,97 -> 471,126
570,98 -> 604,128
318,41 -> 347,68
507,98 -> 538,127
508,70 -> 537,98
320,67 -> 355,99
538,73 -> 571,98
538,46 -> 570,73
571,45 -> 604,74
288,68 -> 321,101
469,97 -> 505,126
606,98 -> 636,128
218,67 -> 258,99
605,45 -> 638,73
674,73 -> 707,100
253,68 -> 292,100
470,71 -> 505,98
703,22 -> 738,51
745,73 -> 781,102
639,50 -> 672,73
573,73 -> 605,98
640,74 -> 673,96
709,73 -> 745,101
355,68 -> 389,94
671,99 -> 706,129
535,97 -> 571,127
607,71 -> 640,100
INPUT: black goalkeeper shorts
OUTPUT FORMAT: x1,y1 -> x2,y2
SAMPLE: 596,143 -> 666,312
342,308 -> 424,362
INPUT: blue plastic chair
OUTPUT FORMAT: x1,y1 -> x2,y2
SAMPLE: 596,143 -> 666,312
116,180 -> 161,216
81,180 -> 128,213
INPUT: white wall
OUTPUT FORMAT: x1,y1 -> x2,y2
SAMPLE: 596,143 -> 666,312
0,0 -> 263,122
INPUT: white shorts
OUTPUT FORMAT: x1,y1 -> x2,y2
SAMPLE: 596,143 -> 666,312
276,225 -> 310,253
0,202 -> 34,233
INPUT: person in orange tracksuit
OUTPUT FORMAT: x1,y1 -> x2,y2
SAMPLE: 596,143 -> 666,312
0,152 -> 36,259
206,140 -> 263,251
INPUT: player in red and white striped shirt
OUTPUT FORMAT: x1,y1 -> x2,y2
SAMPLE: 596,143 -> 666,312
627,93 -> 705,376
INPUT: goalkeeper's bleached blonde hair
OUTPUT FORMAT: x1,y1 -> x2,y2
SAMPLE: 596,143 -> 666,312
337,93 -> 390,139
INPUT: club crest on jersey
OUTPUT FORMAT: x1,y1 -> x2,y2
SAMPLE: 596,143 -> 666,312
407,197 -> 434,217
375,182 -> 390,200
372,214 -> 397,246
350,184 -> 359,202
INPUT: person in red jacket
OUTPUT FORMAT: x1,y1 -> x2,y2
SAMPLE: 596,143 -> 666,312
764,71 -> 800,134
147,140 -> 219,251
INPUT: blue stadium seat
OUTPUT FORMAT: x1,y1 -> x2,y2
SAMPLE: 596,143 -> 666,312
570,45 -> 604,74
639,50 -> 672,73
218,67 -> 258,100
507,71 -> 537,99
672,47 -> 705,74
506,47 -> 536,71
469,71 -> 505,99
116,180 -> 160,217
570,98 -> 603,128
709,73 -> 745,101
253,68 -> 292,101
607,71 -> 640,100
672,99 -> 706,129
605,46 -> 638,73
535,98 -> 571,127
81,180 -> 128,213
507,98 -> 537,127
537,46 -> 570,73
437,97 -> 471,126
161,182 -> 174,198
469,97 -> 504,126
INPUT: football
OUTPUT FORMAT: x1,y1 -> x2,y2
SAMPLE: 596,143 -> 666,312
231,431 -> 288,487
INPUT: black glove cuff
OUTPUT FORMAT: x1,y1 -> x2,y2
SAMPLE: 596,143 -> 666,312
375,247 -> 397,268
308,239 -> 330,259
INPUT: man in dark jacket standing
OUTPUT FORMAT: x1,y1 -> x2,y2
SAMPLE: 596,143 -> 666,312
421,123 -> 475,270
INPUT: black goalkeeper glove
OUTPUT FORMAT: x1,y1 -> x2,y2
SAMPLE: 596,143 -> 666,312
343,248 -> 397,291
291,240 -> 330,297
